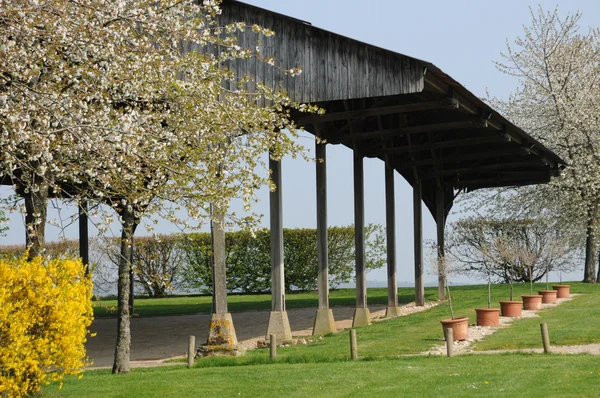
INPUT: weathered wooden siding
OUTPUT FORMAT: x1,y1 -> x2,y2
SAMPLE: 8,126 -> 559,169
215,1 -> 424,103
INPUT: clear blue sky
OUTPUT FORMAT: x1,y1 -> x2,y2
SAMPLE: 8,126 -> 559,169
3,0 -> 599,285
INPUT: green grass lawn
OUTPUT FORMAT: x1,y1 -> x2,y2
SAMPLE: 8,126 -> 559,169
46,282 -> 600,397
45,354 -> 600,397
472,282 -> 600,351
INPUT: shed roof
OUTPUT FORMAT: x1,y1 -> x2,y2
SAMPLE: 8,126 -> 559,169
2,1 -> 565,220
223,0 -> 564,217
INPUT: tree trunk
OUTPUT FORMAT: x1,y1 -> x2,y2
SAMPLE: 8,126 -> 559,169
597,250 -> 600,284
129,232 -> 135,316
23,176 -> 48,260
112,208 -> 135,374
583,203 -> 598,283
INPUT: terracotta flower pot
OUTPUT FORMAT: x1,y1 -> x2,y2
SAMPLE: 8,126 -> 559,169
552,285 -> 571,298
538,290 -> 558,304
475,308 -> 500,327
440,317 -> 469,341
522,295 -> 543,310
499,300 -> 522,318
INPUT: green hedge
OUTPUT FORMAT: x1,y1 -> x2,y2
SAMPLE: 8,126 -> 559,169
180,224 -> 386,293
0,225 -> 386,296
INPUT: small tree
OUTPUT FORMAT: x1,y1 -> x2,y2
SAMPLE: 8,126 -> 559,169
426,245 -> 455,316
99,235 -> 184,298
496,236 -> 535,299
448,217 -> 576,286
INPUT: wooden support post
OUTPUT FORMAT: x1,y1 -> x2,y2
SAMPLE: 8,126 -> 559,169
187,335 -> 195,367
385,157 -> 400,317
445,328 -> 454,358
316,140 -> 329,311
313,137 -> 336,335
541,323 -> 551,353
350,329 -> 358,360
78,202 -> 89,275
352,152 -> 371,327
413,181 -> 425,306
202,205 -> 239,350
269,154 -> 285,313
211,209 -> 228,315
270,334 -> 277,359
354,152 -> 366,308
436,186 -> 446,301
266,153 -> 292,341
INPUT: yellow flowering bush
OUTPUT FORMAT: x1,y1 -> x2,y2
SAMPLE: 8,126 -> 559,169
0,255 -> 93,397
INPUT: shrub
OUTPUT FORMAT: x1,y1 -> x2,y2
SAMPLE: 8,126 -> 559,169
131,235 -> 185,297
447,217 -> 576,283
0,255 -> 93,397
180,224 -> 386,293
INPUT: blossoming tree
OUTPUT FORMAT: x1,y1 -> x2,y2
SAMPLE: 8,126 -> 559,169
1,0 -> 318,373
462,7 -> 600,282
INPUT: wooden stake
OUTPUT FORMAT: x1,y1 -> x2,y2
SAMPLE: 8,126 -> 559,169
350,329 -> 358,360
445,328 -> 454,358
270,334 -> 277,359
187,335 -> 195,368
540,323 -> 551,353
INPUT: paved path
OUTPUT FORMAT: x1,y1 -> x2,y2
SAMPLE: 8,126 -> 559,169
86,305 -> 387,368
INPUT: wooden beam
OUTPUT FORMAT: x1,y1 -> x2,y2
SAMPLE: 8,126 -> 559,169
503,129 -> 557,167
421,160 -> 547,179
451,174 -> 551,188
396,148 -> 529,169
463,177 -> 552,191
425,74 -> 505,131
336,118 -> 488,143
334,97 -> 398,136
295,98 -> 459,125
480,170 -> 552,177
424,74 -> 448,95
365,134 -> 511,157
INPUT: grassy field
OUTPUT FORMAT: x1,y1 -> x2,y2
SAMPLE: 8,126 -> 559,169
44,354 -> 600,397
45,282 -> 600,396
473,282 -> 600,351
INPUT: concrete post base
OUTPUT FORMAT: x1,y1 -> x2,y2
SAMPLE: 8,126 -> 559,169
196,313 -> 244,357
312,308 -> 336,336
196,343 -> 245,358
352,307 -> 371,327
265,311 -> 292,341
385,306 -> 403,318
206,313 -> 238,345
